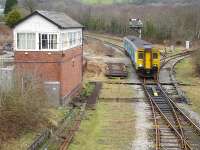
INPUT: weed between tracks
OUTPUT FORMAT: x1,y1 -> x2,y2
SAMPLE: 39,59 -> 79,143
69,83 -> 136,150
69,102 -> 135,150
100,83 -> 135,99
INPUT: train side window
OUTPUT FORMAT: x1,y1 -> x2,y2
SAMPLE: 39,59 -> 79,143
153,53 -> 158,59
138,52 -> 144,59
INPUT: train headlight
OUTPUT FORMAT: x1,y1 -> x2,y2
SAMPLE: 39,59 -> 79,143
153,64 -> 157,67
139,64 -> 143,67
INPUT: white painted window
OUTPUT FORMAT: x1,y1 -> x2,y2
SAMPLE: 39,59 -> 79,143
78,31 -> 82,45
62,33 -> 68,49
27,33 -> 36,49
17,33 -> 36,49
67,31 -> 82,48
69,32 -> 73,47
49,34 -> 57,49
39,34 -> 57,50
41,34 -> 48,49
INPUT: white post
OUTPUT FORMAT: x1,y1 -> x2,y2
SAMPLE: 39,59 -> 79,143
139,29 -> 142,39
186,41 -> 190,50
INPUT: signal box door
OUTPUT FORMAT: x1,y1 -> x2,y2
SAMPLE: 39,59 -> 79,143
145,51 -> 152,69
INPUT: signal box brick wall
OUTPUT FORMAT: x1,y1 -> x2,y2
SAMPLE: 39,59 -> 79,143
15,46 -> 83,104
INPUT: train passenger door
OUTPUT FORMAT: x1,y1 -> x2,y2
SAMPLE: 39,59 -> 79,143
145,51 -> 152,69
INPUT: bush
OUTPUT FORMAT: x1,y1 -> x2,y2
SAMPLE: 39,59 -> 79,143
0,74 -> 50,143
80,82 -> 95,99
5,9 -> 21,28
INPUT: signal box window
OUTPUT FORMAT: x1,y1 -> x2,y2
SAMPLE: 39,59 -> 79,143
153,53 -> 158,59
17,33 -> 36,49
138,52 -> 144,59
39,34 -> 57,50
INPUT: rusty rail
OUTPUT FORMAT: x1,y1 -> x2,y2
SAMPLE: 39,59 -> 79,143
59,103 -> 86,150
143,83 -> 192,149
143,81 -> 161,150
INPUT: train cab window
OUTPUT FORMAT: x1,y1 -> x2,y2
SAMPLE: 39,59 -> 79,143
153,53 -> 158,59
138,52 -> 144,59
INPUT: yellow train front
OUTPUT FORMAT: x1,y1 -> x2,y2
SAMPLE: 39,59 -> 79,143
124,36 -> 160,77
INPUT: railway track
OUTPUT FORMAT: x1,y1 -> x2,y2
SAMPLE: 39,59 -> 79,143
146,49 -> 200,150
84,34 -> 124,53
84,33 -> 123,43
160,50 -> 194,68
85,33 -> 200,150
144,82 -> 200,150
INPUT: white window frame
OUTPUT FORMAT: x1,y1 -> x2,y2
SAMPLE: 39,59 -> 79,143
17,32 -> 36,50
67,31 -> 82,49
39,33 -> 58,51
61,33 -> 68,50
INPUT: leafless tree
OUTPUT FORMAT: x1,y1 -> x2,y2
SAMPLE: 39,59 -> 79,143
21,0 -> 38,13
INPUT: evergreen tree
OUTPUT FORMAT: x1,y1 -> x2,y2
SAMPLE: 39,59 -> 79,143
5,9 -> 21,27
4,0 -> 18,14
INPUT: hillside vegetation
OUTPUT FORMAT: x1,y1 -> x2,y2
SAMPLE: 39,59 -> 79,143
6,0 -> 200,43
81,0 -> 200,5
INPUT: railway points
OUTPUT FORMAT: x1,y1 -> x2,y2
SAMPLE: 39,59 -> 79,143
83,34 -> 200,150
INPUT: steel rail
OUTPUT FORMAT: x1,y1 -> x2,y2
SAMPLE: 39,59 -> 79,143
84,33 -> 123,42
143,78 -> 161,150
84,35 -> 124,52
86,33 -> 200,149
157,83 -> 190,149
143,83 -> 192,150
160,51 -> 194,69
158,83 -> 200,135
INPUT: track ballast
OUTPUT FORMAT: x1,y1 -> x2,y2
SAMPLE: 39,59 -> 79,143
144,82 -> 200,150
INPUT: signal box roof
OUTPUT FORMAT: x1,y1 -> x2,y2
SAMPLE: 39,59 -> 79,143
13,10 -> 83,29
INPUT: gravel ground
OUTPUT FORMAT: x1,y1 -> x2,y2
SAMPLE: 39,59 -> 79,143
178,103 -> 200,127
131,85 -> 153,150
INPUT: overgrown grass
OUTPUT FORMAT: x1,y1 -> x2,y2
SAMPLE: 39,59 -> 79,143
69,102 -> 135,150
175,58 -> 198,85
100,83 -> 135,99
82,0 -> 114,4
1,132 -> 38,150
175,57 -> 200,114
68,83 -> 136,150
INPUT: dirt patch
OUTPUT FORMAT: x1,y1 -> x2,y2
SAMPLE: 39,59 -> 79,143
85,61 -> 105,75
84,60 -> 106,80
84,39 -> 123,57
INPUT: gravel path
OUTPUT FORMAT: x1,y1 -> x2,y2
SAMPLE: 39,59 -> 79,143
131,85 -> 153,150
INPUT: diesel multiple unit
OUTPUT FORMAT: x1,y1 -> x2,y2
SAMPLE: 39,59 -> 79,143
124,36 -> 160,77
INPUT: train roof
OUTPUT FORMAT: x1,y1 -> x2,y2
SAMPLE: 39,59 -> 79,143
125,36 -> 152,48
